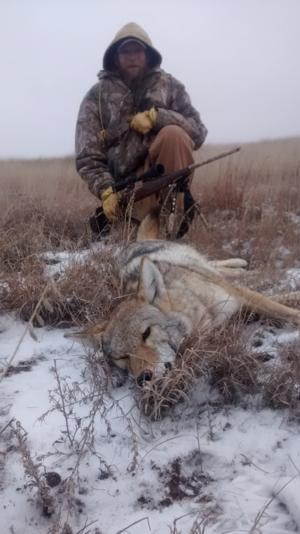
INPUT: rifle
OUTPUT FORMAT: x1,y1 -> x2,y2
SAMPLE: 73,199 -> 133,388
113,146 -> 241,202
89,146 -> 241,237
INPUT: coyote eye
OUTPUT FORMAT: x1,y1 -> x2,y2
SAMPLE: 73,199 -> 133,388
142,327 -> 151,342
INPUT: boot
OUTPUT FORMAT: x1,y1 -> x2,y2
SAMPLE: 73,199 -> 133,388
89,207 -> 111,239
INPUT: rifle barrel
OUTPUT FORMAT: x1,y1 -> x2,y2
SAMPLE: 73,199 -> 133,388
188,146 -> 241,172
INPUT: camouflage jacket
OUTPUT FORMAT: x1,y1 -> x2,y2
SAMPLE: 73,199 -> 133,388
75,68 -> 208,198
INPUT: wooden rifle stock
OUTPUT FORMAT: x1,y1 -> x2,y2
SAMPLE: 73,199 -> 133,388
113,164 -> 165,192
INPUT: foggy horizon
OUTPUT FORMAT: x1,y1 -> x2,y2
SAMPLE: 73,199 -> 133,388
1,0 -> 300,158
1,135 -> 299,162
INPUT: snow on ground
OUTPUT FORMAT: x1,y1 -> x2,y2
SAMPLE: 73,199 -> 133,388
41,241 -> 116,277
1,316 -> 300,534
1,250 -> 300,534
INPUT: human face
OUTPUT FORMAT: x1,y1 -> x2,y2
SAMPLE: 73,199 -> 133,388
116,42 -> 148,81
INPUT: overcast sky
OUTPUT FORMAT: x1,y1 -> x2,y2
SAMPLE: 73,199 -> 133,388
1,0 -> 299,158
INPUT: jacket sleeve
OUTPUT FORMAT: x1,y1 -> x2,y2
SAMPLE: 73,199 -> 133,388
75,85 -> 113,198
155,76 -> 207,150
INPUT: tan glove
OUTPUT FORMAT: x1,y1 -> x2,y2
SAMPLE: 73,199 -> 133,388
101,186 -> 121,221
130,107 -> 157,135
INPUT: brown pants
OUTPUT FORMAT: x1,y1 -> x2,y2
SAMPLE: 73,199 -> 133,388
132,125 -> 194,221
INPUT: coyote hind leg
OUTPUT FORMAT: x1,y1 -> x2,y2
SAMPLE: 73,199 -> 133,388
271,291 -> 300,309
233,285 -> 300,326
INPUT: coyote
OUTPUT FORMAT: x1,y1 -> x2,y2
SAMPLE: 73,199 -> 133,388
75,210 -> 300,385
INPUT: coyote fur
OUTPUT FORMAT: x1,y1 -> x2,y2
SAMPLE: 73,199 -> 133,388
75,210 -> 300,384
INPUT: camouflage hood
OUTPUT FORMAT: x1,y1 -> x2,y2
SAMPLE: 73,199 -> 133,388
103,22 -> 162,71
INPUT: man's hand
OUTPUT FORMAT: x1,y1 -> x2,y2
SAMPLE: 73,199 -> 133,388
130,107 -> 157,135
101,186 -> 121,221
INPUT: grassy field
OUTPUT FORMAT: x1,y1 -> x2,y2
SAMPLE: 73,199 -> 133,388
1,136 -> 300,324
1,136 -> 299,249
1,138 -> 300,533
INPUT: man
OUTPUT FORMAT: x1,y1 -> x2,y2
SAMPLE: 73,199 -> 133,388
75,22 -> 207,237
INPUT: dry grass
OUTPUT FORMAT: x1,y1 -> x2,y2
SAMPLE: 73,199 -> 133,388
0,157 -> 96,259
137,320 -> 261,420
1,138 -> 300,417
190,136 -> 300,269
262,337 -> 300,410
0,157 -> 121,324
138,317 -> 300,420
1,137 -> 299,266
1,248 -> 119,327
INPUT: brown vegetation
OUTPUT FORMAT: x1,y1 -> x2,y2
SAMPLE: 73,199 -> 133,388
191,136 -> 300,271
1,137 -> 300,263
1,137 -> 300,416
137,320 -> 260,420
2,139 -> 300,533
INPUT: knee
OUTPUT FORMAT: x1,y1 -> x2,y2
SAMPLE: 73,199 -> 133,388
159,124 -> 186,139
157,125 -> 193,147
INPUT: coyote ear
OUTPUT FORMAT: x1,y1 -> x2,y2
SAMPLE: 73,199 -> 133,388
138,257 -> 171,312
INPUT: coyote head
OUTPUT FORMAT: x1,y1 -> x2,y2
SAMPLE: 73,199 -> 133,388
78,257 -> 192,386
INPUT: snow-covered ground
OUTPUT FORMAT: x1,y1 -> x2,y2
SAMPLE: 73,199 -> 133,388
1,250 -> 300,534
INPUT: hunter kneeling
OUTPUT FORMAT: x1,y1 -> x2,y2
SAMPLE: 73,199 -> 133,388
75,22 -> 207,238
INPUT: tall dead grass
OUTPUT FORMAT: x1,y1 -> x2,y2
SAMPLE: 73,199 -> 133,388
0,157 -> 96,254
1,137 -> 299,250
189,136 -> 300,274
1,138 -> 300,420
1,137 -> 300,323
